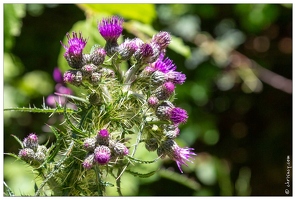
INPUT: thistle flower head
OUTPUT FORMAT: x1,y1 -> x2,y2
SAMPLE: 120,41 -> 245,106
83,137 -> 97,152
90,47 -> 106,66
159,139 -> 196,173
82,153 -> 95,170
154,57 -> 177,73
34,151 -> 46,163
145,138 -> 159,152
61,32 -> 87,53
170,107 -> 188,125
19,148 -> 35,161
97,129 -> 110,146
94,145 -> 111,165
166,71 -> 186,85
151,31 -> 171,50
154,81 -> 175,100
63,70 -> 83,86
98,16 -> 124,42
61,32 -> 87,69
134,43 -> 160,64
147,96 -> 159,108
23,133 -> 39,150
53,67 -> 63,83
163,125 -> 180,139
118,38 -> 138,60
113,142 -> 129,156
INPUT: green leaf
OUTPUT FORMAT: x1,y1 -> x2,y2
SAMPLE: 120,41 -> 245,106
77,4 -> 156,24
4,107 -> 75,114
3,181 -> 15,196
125,169 -> 158,178
159,169 -> 201,191
126,155 -> 159,164
4,4 -> 26,51
4,153 -> 19,160
11,134 -> 24,148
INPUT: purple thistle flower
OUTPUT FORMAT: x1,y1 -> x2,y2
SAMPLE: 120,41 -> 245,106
53,67 -> 63,83
166,71 -> 186,85
97,129 -> 110,146
159,139 -> 196,173
98,16 -> 124,42
170,107 -> 188,125
61,32 -> 87,69
156,101 -> 188,125
153,57 -> 177,73
94,145 -> 111,165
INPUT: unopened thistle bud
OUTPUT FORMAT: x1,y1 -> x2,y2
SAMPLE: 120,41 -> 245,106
147,96 -> 159,108
145,138 -> 158,152
37,145 -> 48,155
90,72 -> 101,86
19,148 -> 35,162
153,82 -> 175,100
83,137 -> 97,152
34,151 -> 46,163
90,47 -> 106,66
118,38 -> 138,60
163,125 -> 180,139
94,145 -> 111,165
88,92 -> 101,106
113,142 -> 129,156
82,153 -> 95,170
97,129 -> 110,146
151,31 -> 171,50
156,101 -> 175,121
23,133 -> 39,151
151,70 -> 166,86
61,32 -> 87,69
63,70 -> 83,86
134,43 -> 160,64
81,64 -> 98,77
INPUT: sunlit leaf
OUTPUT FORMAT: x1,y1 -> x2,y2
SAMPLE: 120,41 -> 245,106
77,4 -> 156,24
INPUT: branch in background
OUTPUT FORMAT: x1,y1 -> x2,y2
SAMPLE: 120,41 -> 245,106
231,51 -> 292,94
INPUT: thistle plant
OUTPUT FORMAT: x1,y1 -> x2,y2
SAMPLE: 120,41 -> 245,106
5,15 -> 196,196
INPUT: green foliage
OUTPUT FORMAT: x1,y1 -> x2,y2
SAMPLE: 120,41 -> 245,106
78,4 -> 156,24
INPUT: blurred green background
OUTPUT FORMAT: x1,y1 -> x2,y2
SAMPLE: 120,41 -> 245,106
3,4 -> 292,196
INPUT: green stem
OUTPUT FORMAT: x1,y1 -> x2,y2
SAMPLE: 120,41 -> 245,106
94,166 -> 104,196
116,167 -> 123,196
